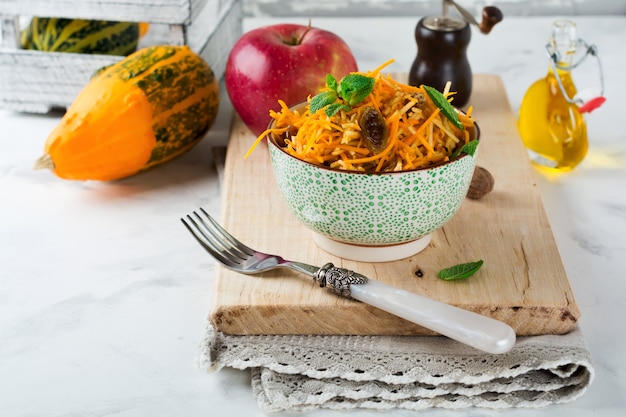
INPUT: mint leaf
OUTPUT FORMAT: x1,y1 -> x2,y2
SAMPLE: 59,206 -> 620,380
308,73 -> 374,117
423,85 -> 463,130
339,74 -> 375,106
460,139 -> 478,157
438,260 -> 484,281
310,91 -> 338,114
326,74 -> 339,93
451,139 -> 479,159
325,103 -> 351,117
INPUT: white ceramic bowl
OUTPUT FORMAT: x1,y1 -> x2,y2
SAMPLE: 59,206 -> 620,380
267,106 -> 480,262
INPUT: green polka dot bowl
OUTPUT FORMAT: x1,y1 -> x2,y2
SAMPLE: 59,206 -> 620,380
267,107 -> 479,262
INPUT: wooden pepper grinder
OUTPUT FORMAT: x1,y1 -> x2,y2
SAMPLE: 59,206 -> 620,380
409,0 -> 503,107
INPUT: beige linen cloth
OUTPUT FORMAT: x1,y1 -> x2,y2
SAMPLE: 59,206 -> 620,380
197,323 -> 593,413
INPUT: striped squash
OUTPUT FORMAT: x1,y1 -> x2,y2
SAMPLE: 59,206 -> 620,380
21,17 -> 140,56
35,45 -> 220,181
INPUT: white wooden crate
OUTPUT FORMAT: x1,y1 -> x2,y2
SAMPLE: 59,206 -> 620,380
0,0 -> 242,113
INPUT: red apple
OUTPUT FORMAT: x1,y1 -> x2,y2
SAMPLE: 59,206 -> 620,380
225,23 -> 358,136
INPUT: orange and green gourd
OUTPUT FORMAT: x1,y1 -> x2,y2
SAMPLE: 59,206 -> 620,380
35,45 -> 220,181
21,17 -> 141,56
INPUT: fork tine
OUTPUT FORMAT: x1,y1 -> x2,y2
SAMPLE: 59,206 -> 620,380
190,211 -> 249,263
198,208 -> 256,257
181,214 -> 241,269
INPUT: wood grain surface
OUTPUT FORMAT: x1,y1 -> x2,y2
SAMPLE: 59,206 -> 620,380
210,74 -> 580,337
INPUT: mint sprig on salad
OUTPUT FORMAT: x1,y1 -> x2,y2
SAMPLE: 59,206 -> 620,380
422,85 -> 478,159
310,73 -> 375,117
451,139 -> 479,159
423,85 -> 464,130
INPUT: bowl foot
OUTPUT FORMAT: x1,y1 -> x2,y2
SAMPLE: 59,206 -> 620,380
312,233 -> 433,262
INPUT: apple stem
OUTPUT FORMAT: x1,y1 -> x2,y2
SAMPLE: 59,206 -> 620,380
296,18 -> 313,45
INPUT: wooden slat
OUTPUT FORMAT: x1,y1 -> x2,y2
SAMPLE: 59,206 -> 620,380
0,0 -> 209,24
210,74 -> 580,337
0,0 -> 241,112
0,15 -> 19,49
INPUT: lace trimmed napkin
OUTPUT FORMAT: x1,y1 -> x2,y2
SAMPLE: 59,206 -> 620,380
197,324 -> 594,412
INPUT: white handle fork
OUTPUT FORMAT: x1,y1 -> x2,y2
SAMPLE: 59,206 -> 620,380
350,279 -> 516,354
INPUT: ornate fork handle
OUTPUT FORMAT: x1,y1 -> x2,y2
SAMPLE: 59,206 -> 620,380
291,260 -> 515,354
315,263 -> 368,298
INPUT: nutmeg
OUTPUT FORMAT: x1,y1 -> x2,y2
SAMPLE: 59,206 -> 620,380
467,166 -> 494,199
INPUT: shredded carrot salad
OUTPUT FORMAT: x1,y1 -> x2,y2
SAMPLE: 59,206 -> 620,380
247,62 -> 476,173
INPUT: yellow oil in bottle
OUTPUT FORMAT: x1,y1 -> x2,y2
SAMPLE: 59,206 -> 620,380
518,65 -> 587,172
518,20 -> 589,173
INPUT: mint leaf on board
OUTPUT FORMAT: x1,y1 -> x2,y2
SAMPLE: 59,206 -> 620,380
438,260 -> 484,281
423,85 -> 463,130
339,74 -> 375,106
310,91 -> 338,114
451,139 -> 479,159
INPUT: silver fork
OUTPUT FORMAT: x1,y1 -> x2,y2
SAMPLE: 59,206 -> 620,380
181,208 -> 516,354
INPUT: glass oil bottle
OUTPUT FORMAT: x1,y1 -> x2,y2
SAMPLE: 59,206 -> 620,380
518,20 -> 605,173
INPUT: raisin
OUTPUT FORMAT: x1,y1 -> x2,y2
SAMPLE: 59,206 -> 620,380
358,106 -> 388,154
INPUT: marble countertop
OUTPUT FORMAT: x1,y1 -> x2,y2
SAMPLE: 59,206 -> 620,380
1,15 -> 625,417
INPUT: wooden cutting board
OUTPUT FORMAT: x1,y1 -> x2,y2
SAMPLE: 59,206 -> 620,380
210,74 -> 579,337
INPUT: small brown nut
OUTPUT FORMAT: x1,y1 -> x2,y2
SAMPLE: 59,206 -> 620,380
467,166 -> 494,199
